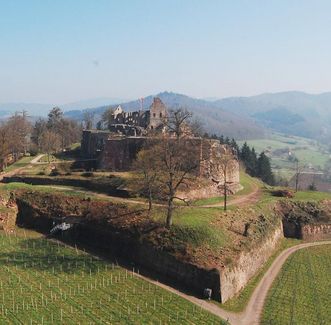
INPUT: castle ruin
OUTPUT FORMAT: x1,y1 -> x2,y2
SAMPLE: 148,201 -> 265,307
81,98 -> 240,191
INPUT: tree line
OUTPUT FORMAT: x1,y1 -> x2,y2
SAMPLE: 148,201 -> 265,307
201,133 -> 275,185
0,107 -> 81,170
31,107 -> 81,162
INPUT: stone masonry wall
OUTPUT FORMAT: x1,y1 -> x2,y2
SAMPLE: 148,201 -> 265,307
301,223 -> 331,241
219,220 -> 283,302
99,137 -> 145,171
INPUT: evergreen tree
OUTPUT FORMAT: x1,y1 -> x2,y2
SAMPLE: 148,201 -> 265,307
247,147 -> 258,176
240,142 -> 251,162
257,152 -> 275,185
219,135 -> 225,144
230,138 -> 239,154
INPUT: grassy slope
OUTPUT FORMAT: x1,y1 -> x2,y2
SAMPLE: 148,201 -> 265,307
3,156 -> 35,173
0,230 -> 225,324
192,171 -> 259,206
262,245 -> 331,325
238,132 -> 330,178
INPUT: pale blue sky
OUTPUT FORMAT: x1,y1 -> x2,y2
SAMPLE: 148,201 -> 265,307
1,0 -> 331,104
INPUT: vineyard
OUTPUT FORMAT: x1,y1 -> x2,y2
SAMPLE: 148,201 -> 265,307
0,230 -> 225,324
262,245 -> 331,325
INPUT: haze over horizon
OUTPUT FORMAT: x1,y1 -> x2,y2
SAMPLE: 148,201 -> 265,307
1,1 -> 331,106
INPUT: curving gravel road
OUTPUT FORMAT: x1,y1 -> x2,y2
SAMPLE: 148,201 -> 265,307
137,240 -> 331,325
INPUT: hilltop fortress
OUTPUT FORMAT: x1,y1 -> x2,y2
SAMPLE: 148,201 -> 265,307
81,98 -> 240,192
105,97 -> 167,136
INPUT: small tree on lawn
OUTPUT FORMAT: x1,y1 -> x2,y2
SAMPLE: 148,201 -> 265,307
294,158 -> 305,192
133,142 -> 161,212
158,136 -> 200,227
40,130 -> 61,163
210,148 -> 236,211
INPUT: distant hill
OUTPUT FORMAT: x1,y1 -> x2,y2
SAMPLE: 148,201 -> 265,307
4,91 -> 331,142
0,98 -> 129,117
65,92 -> 265,140
215,91 -> 331,142
0,103 -> 52,117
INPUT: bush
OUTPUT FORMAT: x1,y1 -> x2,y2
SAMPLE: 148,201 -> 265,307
271,189 -> 294,198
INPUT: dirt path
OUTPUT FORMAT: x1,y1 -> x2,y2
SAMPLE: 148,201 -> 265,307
136,240 -> 331,325
45,181 -> 262,210
202,182 -> 261,208
0,154 -> 44,181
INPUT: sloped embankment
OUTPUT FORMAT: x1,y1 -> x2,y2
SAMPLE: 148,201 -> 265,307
14,191 -> 329,303
15,191 -> 221,300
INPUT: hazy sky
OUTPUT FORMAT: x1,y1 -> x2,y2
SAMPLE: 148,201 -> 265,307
1,0 -> 331,104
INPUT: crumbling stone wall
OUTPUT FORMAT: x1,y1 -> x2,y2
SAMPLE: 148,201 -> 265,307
99,137 -> 146,171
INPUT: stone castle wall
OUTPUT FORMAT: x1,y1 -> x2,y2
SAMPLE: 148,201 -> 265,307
99,137 -> 146,171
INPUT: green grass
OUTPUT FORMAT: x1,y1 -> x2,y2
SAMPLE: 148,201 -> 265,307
0,230 -> 225,324
220,238 -> 301,312
238,132 -> 331,179
3,156 -> 35,172
173,207 -> 228,248
0,183 -> 101,200
261,244 -> 331,325
192,171 -> 259,206
293,190 -> 331,201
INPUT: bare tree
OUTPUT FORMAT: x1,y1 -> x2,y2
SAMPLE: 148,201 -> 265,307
162,108 -> 192,139
210,147 -> 237,211
0,123 -> 10,170
134,108 -> 205,227
137,136 -> 200,227
294,158 -> 304,192
31,118 -> 48,152
40,130 -> 61,163
133,143 -> 161,212
83,111 -> 95,130
100,107 -> 115,129
7,111 -> 31,158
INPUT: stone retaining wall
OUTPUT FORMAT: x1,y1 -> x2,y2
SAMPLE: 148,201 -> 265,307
220,220 -> 283,302
301,223 -> 331,241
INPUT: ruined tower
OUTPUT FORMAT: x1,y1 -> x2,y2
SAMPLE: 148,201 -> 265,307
148,97 -> 167,130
